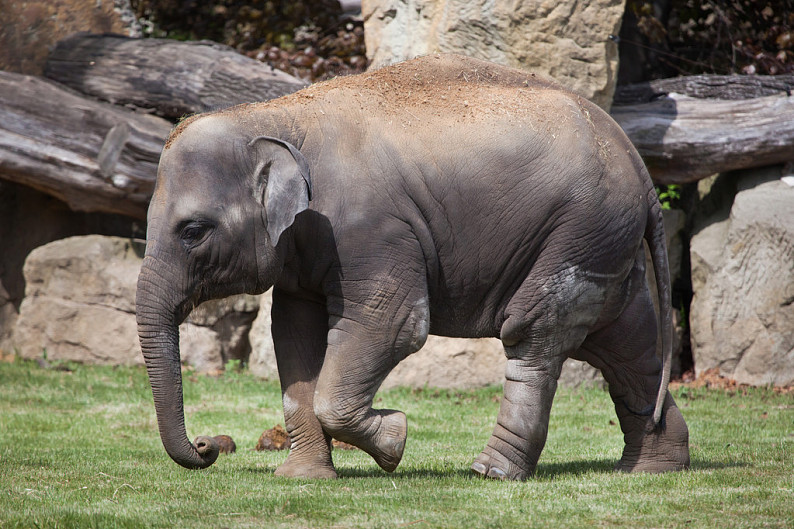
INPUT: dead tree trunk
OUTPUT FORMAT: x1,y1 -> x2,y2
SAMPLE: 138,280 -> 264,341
3,39 -> 794,219
45,33 -> 307,119
614,74 -> 794,104
0,71 -> 170,219
612,92 -> 794,184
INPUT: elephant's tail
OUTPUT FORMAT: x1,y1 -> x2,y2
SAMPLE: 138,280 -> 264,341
645,189 -> 673,427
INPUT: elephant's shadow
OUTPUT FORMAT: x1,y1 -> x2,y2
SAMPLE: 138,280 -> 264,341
236,457 -> 745,480
335,459 -> 615,480
331,457 -> 746,480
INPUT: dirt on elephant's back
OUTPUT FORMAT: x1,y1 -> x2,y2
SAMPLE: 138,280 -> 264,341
266,53 -> 573,121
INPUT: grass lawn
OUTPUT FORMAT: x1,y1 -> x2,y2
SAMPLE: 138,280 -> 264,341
1,358 -> 792,528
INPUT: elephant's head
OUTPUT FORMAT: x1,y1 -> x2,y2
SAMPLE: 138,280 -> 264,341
136,114 -> 311,469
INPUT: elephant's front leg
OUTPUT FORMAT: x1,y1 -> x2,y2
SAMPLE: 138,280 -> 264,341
313,277 -> 429,473
271,289 -> 336,479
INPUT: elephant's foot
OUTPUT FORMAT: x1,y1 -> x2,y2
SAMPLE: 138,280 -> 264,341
614,393 -> 690,473
273,427 -> 336,479
325,408 -> 407,473
275,450 -> 337,479
471,446 -> 532,481
365,409 -> 407,472
471,362 -> 558,481
470,424 -> 537,481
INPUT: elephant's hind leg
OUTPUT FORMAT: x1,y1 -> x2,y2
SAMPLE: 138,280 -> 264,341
578,268 -> 690,473
473,264 -> 608,480
471,356 -> 565,480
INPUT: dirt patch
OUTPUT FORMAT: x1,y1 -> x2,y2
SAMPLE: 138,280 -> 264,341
671,368 -> 794,395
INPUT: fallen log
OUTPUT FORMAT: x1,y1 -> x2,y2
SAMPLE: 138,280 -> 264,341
0,71 -> 170,219
45,33 -> 307,119
3,54 -> 793,218
612,92 -> 794,184
614,74 -> 794,105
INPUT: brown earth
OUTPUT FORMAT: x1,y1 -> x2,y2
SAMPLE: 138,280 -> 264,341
671,368 -> 794,395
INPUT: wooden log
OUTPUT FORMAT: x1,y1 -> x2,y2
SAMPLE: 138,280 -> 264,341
614,74 -> 794,105
45,33 -> 308,119
612,92 -> 794,185
3,60 -> 792,217
0,71 -> 170,219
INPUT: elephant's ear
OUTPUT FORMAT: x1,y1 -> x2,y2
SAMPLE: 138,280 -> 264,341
248,136 -> 313,246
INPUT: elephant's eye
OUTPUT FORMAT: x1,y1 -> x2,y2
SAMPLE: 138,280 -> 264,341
179,220 -> 214,248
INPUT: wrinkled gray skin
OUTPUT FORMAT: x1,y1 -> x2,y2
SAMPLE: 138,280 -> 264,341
136,54 -> 690,480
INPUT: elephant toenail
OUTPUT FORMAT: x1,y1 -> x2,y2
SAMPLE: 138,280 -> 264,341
487,467 -> 508,480
471,462 -> 487,476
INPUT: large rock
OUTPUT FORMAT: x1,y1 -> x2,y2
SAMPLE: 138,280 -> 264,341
249,294 -> 605,389
362,0 -> 625,109
0,181 -> 143,355
11,235 -> 258,371
382,337 -> 505,389
690,166 -> 794,386
248,290 -> 277,379
248,207 -> 686,390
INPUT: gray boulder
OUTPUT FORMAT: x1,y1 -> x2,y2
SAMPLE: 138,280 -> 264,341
362,0 -> 625,109
248,289 -> 277,379
690,166 -> 794,386
249,294 -> 605,389
12,235 -> 258,371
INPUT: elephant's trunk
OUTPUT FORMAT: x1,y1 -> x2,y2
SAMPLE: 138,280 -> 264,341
136,256 -> 219,469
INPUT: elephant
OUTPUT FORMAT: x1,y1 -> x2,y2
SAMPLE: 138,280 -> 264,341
136,53 -> 690,481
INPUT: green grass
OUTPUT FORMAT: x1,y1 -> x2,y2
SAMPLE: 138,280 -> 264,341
1,359 -> 792,529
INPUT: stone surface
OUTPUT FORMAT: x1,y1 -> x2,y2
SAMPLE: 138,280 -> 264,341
382,336 -> 506,389
0,158 -> 144,356
690,166 -> 794,387
250,298 -> 604,388
11,235 -> 257,371
13,236 -> 145,365
248,289 -> 277,379
362,0 -> 625,109
0,0 -> 140,75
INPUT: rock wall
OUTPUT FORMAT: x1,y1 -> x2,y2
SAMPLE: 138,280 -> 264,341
690,166 -> 794,386
247,207 -> 687,390
10,235 -> 258,372
0,181 -> 143,354
362,0 -> 625,109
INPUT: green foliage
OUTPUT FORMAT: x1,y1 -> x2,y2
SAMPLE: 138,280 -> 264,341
655,184 -> 682,210
1,359 -> 792,528
223,358 -> 243,372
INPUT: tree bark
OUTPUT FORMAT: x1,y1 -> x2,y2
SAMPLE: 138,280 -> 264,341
613,74 -> 794,105
0,71 -> 170,219
45,33 -> 307,119
2,60 -> 793,218
612,92 -> 794,185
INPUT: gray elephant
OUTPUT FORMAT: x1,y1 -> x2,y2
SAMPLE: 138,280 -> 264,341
136,54 -> 690,480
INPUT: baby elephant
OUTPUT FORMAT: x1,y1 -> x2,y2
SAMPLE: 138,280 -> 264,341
136,53 -> 690,480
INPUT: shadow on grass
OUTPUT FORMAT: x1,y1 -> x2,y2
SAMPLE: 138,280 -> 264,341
231,456 -> 747,481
